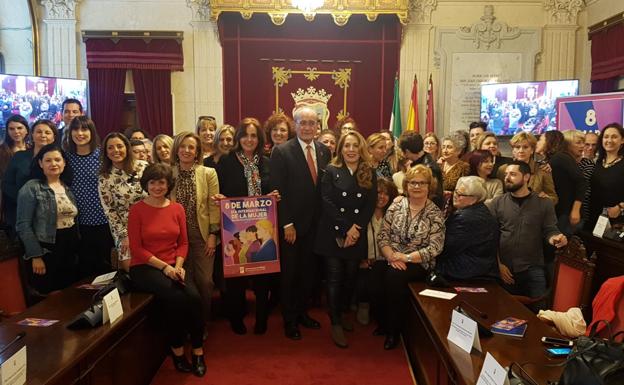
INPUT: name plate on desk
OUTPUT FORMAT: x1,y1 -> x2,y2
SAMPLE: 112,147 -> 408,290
476,352 -> 510,385
102,288 -> 123,324
448,309 -> 481,354
593,215 -> 611,238
0,346 -> 26,385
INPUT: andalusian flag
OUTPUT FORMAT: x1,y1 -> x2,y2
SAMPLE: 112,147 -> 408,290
406,75 -> 419,133
389,75 -> 402,138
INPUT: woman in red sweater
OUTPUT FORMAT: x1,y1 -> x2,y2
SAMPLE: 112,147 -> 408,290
128,163 -> 206,377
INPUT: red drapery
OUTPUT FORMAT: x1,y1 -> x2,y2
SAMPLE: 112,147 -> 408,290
218,13 -> 401,137
87,68 -> 126,137
590,23 -> 624,92
85,39 -> 182,137
132,69 -> 173,136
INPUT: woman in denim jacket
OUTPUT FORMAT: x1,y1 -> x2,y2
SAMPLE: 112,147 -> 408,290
16,144 -> 79,295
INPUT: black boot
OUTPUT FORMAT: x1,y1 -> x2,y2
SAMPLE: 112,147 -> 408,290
192,354 -> 206,377
172,354 -> 192,373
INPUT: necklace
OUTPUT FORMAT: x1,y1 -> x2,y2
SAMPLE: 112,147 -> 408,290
603,156 -> 622,168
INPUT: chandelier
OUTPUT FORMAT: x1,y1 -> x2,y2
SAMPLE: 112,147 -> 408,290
291,0 -> 324,14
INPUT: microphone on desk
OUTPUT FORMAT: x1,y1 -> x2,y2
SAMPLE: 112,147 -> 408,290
0,332 -> 26,357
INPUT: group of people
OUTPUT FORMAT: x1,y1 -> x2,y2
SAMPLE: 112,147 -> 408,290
1,98 -> 624,376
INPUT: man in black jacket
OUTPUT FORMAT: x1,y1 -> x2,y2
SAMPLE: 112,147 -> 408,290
270,107 -> 331,340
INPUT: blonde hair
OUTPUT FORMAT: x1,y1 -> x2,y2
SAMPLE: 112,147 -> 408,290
366,133 -> 386,149
152,134 -> 173,164
509,132 -> 537,149
475,132 -> 497,151
172,131 -> 202,165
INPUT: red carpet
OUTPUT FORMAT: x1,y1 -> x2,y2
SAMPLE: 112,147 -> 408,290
150,307 -> 416,385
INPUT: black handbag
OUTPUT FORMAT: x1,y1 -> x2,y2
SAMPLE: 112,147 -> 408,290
558,320 -> 624,385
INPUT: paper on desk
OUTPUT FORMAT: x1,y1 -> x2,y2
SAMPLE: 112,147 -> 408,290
419,289 -> 457,300
91,271 -> 117,285
476,352 -> 510,385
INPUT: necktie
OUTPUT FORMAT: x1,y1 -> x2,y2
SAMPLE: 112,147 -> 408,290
306,145 -> 317,184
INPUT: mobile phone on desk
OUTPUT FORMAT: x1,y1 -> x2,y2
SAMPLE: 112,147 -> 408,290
545,346 -> 572,358
541,336 -> 573,347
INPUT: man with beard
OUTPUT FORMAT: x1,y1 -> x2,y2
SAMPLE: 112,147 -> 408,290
486,160 -> 567,311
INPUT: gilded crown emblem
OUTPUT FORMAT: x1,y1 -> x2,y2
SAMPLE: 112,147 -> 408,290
291,86 -> 332,106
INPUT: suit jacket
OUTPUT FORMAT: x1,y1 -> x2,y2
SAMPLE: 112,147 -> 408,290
216,151 -> 271,197
270,138 -> 331,234
314,164 -> 377,258
171,165 -> 221,242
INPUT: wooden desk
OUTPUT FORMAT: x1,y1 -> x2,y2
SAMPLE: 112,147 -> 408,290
580,232 -> 624,299
0,286 -> 166,385
405,282 -> 565,385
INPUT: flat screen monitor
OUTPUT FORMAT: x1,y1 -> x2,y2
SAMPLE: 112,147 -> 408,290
480,79 -> 579,135
0,73 -> 88,136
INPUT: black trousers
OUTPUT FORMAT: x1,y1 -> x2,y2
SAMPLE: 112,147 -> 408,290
356,261 -> 389,327
325,255 -> 359,324
77,223 -> 114,280
279,229 -> 318,324
130,264 -> 205,349
385,263 -> 427,335
28,226 -> 79,295
223,274 -> 275,324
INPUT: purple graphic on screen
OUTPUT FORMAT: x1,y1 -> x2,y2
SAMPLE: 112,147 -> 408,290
558,94 -> 624,132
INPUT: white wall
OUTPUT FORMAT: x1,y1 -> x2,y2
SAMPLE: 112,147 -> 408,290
0,0 -> 35,75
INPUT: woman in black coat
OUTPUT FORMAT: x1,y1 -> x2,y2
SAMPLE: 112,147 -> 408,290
315,131 -> 376,348
214,117 -> 280,335
435,176 -> 499,281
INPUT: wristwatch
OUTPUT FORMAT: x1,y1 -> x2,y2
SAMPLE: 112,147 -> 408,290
406,254 -> 413,263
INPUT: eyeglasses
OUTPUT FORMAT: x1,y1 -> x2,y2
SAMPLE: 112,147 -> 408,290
407,181 -> 429,188
453,190 -> 473,197
296,120 -> 317,127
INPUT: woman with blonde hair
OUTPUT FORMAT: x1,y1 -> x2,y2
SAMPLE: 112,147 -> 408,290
367,133 -> 391,178
196,116 -> 217,159
379,164 -> 445,349
496,132 -> 558,204
152,134 -> 173,165
315,130 -> 377,348
171,131 -> 221,324
204,124 -> 235,168
423,133 -> 440,161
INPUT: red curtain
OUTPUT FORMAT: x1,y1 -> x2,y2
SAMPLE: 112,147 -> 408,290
88,68 -> 126,138
218,13 -> 401,137
132,69 -> 173,136
85,38 -> 182,137
590,23 -> 624,82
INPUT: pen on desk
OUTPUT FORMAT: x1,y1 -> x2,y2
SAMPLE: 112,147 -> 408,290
0,331 -> 26,356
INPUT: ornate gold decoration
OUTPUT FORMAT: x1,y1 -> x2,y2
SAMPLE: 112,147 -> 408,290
271,66 -> 352,122
304,67 -> 320,81
208,0 -> 410,26
291,87 -> 332,130
336,109 -> 349,122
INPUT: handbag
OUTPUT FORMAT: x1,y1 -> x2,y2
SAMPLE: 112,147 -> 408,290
557,320 -> 624,385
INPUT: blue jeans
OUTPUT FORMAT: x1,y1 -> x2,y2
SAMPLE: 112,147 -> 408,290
504,265 -> 547,312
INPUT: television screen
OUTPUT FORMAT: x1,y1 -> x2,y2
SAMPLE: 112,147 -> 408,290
480,80 -> 579,136
0,73 -> 88,135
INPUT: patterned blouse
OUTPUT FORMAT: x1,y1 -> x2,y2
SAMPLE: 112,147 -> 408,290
442,160 -> 469,191
54,188 -> 78,229
98,161 -> 148,258
378,198 -> 445,270
176,166 -> 200,230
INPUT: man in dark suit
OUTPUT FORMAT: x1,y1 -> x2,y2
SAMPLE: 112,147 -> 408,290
270,106 -> 331,340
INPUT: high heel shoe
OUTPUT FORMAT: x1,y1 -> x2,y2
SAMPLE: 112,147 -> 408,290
172,354 -> 192,373
192,354 -> 206,377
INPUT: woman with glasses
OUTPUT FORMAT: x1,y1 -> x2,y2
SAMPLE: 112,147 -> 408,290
378,165 -> 445,350
423,133 -> 440,162
196,116 -> 217,159
65,117 -> 114,278
435,176 -> 499,281
98,133 -> 148,271
315,131 -> 377,348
